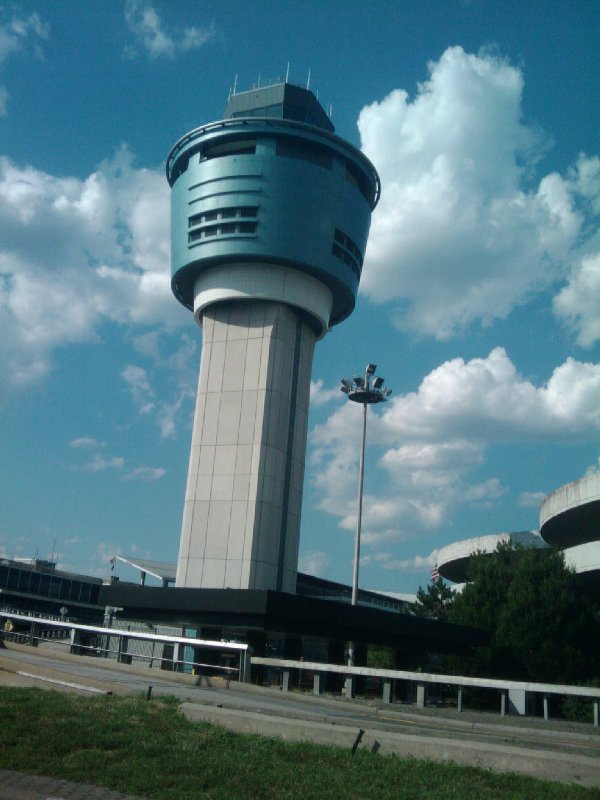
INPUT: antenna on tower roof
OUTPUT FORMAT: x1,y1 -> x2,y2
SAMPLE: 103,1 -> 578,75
307,68 -> 311,91
285,62 -> 290,83
233,74 -> 238,95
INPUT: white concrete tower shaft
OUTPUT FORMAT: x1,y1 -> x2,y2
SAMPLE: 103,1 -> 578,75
176,264 -> 331,592
177,302 -> 313,592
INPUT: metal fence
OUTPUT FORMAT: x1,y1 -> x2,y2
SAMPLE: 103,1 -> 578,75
1,611 -> 249,681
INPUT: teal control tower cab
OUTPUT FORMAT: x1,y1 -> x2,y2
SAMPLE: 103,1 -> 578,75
167,81 -> 380,593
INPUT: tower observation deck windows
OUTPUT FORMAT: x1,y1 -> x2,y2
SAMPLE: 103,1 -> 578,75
276,137 -> 332,170
231,104 -> 284,119
188,206 -> 258,243
189,206 -> 257,227
345,163 -> 372,204
332,228 -> 363,279
200,138 -> 256,161
200,225 -> 218,238
170,154 -> 189,183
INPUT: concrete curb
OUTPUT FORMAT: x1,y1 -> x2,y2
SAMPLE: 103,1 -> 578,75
179,702 -> 600,789
179,690 -> 600,746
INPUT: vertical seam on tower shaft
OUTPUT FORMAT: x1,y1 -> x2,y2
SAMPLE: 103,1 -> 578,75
223,311 -> 248,590
276,313 -> 302,591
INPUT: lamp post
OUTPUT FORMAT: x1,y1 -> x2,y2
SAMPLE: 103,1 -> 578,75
341,364 -> 391,677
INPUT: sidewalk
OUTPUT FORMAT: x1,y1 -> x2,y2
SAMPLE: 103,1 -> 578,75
0,770 -> 146,800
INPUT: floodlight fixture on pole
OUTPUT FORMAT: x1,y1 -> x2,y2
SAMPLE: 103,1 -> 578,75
340,364 -> 390,689
340,365 -> 392,609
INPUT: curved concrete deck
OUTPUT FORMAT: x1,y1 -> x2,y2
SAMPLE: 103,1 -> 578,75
436,531 -> 547,583
540,473 -> 600,548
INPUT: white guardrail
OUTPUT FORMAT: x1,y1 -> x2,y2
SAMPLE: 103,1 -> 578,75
1,611 -> 250,681
252,656 -> 600,727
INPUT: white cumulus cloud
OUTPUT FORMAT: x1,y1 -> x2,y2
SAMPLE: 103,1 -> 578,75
361,550 -> 438,572
125,466 -> 166,481
120,331 -> 198,438
358,47 -> 597,339
0,147 -> 186,401
0,9 -> 49,116
69,437 -> 106,449
122,364 -> 155,414
378,347 -> 600,441
83,455 -> 126,473
310,379 -> 342,406
554,251 -> 600,347
310,348 -> 600,548
298,550 -> 330,577
519,491 -> 546,508
124,0 -> 214,59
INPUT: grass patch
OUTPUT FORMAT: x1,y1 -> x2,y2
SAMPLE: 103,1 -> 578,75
1,687 -> 598,799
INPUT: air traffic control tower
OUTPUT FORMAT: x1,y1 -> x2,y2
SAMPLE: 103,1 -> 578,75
166,81 -> 380,593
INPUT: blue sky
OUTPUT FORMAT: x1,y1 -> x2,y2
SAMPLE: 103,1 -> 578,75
1,0 -> 599,596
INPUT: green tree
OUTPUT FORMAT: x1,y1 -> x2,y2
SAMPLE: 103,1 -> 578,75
448,542 -> 598,683
415,577 -> 455,621
367,645 -> 395,669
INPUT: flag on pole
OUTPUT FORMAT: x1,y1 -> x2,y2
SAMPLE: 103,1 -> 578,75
110,556 -> 116,572
430,565 -> 440,583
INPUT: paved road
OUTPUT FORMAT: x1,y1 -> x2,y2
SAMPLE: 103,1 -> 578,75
1,641 -> 600,790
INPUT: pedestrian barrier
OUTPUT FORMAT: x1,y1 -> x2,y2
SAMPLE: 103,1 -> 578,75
251,656 -> 600,727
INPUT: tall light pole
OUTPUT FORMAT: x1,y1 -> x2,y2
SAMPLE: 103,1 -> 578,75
341,364 -> 391,677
